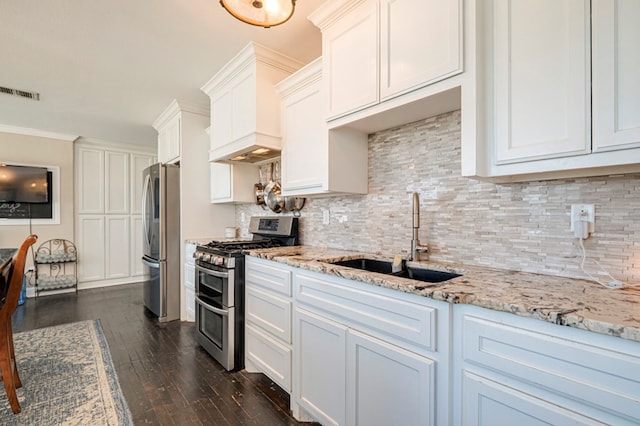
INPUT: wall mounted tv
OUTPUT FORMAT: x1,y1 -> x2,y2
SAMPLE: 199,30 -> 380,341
0,164 -> 49,203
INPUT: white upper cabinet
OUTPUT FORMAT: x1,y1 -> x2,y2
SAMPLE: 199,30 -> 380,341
155,106 -> 181,164
105,151 -> 130,214
201,42 -> 303,162
310,0 -> 462,124
76,146 -> 129,215
492,0 -> 590,164
76,147 -> 105,214
379,0 -> 461,100
592,0 -> 640,153
277,58 -> 368,196
209,162 -> 257,204
462,0 -> 640,182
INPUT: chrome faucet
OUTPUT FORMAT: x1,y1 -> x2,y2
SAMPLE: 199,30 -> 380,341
410,192 -> 429,261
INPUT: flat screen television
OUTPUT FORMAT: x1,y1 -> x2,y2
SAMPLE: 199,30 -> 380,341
0,164 -> 49,203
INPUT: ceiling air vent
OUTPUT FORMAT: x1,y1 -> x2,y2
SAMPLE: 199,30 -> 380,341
0,86 -> 40,101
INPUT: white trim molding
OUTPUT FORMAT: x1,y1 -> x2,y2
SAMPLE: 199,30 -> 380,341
0,124 -> 78,141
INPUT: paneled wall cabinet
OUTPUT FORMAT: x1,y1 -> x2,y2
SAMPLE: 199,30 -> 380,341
462,0 -> 640,182
201,41 -> 303,163
453,304 -> 640,425
75,142 -> 155,288
277,58 -> 368,197
309,0 -> 463,128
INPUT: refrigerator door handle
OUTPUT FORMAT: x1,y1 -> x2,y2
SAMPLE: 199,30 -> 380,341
142,257 -> 160,268
141,173 -> 153,249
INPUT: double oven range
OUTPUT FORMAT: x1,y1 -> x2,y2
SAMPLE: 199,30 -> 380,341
194,216 -> 298,371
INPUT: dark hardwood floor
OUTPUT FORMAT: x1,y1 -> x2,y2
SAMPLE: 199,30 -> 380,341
12,283 -> 314,426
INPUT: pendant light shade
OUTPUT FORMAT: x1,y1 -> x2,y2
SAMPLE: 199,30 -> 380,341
220,0 -> 296,28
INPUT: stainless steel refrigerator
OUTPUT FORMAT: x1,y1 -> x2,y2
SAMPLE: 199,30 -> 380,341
141,163 -> 180,322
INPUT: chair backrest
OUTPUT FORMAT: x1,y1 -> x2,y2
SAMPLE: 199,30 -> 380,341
0,235 -> 37,316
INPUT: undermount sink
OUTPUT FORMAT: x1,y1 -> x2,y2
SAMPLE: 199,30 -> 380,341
328,258 -> 461,283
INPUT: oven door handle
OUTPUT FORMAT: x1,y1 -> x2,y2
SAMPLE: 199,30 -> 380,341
195,296 -> 229,317
195,264 -> 229,279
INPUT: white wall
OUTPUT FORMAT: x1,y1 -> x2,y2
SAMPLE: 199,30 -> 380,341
0,130 -> 74,271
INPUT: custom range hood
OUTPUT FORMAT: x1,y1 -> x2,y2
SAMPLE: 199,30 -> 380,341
201,42 -> 303,163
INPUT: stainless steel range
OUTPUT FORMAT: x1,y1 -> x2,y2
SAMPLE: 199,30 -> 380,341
194,216 -> 298,371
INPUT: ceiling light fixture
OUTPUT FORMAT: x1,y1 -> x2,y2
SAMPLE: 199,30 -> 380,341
220,0 -> 296,28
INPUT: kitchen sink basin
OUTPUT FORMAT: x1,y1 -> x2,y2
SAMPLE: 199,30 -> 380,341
328,258 -> 461,283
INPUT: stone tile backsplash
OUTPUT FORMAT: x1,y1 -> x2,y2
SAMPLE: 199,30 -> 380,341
236,110 -> 640,284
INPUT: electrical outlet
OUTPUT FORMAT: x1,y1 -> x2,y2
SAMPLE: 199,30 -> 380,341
322,209 -> 330,225
570,204 -> 595,234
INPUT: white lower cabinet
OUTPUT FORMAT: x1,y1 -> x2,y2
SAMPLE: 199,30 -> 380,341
461,371 -> 604,426
347,329 -> 435,426
244,257 -> 294,393
453,304 -> 640,425
105,215 -> 130,279
293,268 -> 446,426
183,241 -> 196,322
131,216 -> 144,277
294,307 -> 347,426
77,214 -> 131,284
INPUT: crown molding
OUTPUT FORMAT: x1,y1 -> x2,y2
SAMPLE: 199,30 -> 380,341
0,124 -> 78,141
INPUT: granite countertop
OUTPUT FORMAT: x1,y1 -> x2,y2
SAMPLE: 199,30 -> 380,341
245,245 -> 640,344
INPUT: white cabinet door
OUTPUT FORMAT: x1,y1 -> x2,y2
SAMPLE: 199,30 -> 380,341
246,323 -> 293,392
130,154 -> 154,215
323,0 -> 378,119
347,329 -> 435,426
184,262 -> 195,322
278,59 -> 369,197
157,114 -> 181,164
492,0 -> 591,164
210,162 -> 232,202
592,0 -> 640,152
294,307 -> 347,426
76,147 -> 105,214
166,115 -> 181,163
131,215 -> 144,277
380,0 -> 461,100
281,65 -> 326,193
105,215 -> 130,279
211,90 -> 234,151
105,151 -> 129,214
461,371 -> 604,426
77,215 -> 105,282
210,162 -> 257,204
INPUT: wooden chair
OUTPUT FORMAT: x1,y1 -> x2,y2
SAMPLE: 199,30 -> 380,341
0,234 -> 37,414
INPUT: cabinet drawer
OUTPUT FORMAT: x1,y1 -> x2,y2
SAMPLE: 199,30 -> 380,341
246,257 -> 292,296
246,286 -> 292,343
462,370 -> 605,426
462,313 -> 640,422
295,271 -> 437,354
246,324 -> 292,392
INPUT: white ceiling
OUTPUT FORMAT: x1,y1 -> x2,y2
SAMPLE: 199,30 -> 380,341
0,0 -> 324,148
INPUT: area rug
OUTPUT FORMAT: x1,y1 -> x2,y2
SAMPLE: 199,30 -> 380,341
0,320 -> 133,425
